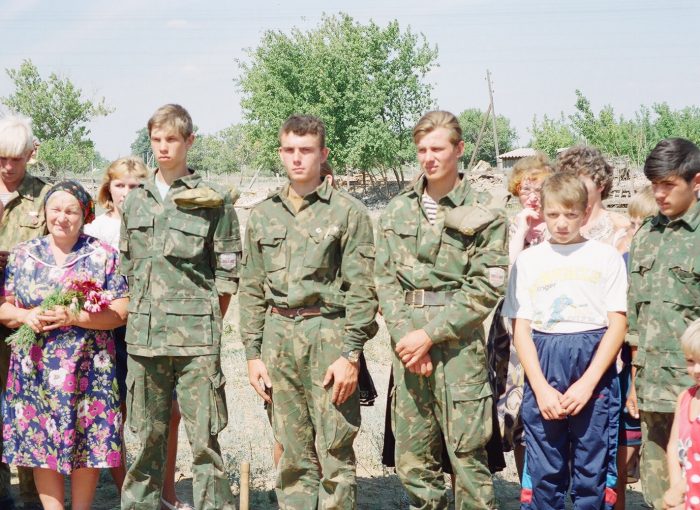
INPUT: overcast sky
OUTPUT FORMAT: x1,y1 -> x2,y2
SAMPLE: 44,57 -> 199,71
1,0 -> 698,161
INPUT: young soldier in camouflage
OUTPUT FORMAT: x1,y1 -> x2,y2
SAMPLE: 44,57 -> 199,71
240,115 -> 378,509
120,104 -> 241,510
0,114 -> 48,510
375,111 -> 508,509
627,138 -> 700,509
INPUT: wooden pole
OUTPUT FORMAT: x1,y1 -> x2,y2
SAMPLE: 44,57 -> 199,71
467,102 -> 493,171
486,70 -> 500,168
239,461 -> 250,510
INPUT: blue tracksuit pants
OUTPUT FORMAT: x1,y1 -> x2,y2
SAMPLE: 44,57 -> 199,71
520,328 -> 620,510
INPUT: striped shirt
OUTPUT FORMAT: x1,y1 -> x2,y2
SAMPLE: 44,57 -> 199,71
422,192 -> 438,225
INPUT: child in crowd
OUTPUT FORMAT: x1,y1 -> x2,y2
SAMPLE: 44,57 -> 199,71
504,171 -> 628,509
499,153 -> 553,482
556,146 -> 630,245
664,319 -> 700,510
614,185 -> 656,510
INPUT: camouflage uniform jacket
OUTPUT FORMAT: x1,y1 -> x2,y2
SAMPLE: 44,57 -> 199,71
0,173 -> 49,252
119,171 -> 241,357
628,200 -> 700,413
375,175 -> 508,351
239,178 -> 378,360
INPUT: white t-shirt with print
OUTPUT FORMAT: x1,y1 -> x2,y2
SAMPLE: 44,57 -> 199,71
502,239 -> 627,333
84,213 -> 122,250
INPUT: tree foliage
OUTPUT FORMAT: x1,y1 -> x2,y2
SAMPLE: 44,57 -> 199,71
236,13 -> 437,178
2,59 -> 113,173
457,108 -> 517,166
529,90 -> 700,166
130,127 -> 154,166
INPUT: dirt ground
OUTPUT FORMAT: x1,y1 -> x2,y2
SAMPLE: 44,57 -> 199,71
7,177 -> 649,509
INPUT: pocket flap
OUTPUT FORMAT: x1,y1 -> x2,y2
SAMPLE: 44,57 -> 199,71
384,222 -> 417,237
209,372 -> 227,389
161,298 -> 212,315
259,224 -> 287,244
168,217 -> 209,237
127,215 -> 154,229
127,299 -> 151,314
450,381 -> 492,402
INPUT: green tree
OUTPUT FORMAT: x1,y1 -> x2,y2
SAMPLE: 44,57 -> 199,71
236,13 -> 437,184
130,127 -> 154,166
2,59 -> 113,173
458,108 -> 517,166
528,113 -> 578,158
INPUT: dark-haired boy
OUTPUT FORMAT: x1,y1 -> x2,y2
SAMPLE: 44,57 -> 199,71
504,172 -> 627,509
627,138 -> 700,509
239,115 -> 378,509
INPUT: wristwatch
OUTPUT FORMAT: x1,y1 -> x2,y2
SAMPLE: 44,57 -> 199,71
341,350 -> 361,364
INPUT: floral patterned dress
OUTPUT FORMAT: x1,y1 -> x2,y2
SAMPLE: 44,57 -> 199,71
1,234 -> 126,474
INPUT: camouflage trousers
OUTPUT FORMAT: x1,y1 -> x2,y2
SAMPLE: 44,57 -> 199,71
392,338 -> 494,510
262,313 -> 360,510
0,333 -> 39,505
639,411 -> 674,509
121,354 -> 235,510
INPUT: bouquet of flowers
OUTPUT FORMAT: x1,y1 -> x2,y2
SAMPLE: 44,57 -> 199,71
6,278 -> 114,352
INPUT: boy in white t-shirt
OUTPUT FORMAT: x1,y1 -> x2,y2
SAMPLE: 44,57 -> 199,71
503,171 -> 628,510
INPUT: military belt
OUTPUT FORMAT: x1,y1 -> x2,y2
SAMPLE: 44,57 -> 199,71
404,290 -> 456,307
270,306 -> 322,319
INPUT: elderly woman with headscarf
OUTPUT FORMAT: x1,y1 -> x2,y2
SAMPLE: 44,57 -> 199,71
0,180 -> 127,510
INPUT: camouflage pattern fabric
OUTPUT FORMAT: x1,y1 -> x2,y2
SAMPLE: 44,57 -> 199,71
627,202 -> 700,414
121,354 -> 235,510
119,171 -> 241,357
239,177 -> 378,507
119,170 -> 240,510
375,176 -> 508,509
639,411 -> 674,509
263,314 -> 360,509
0,172 -> 49,505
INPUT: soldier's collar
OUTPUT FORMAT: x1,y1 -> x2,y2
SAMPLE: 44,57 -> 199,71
15,172 -> 43,200
410,173 -> 472,206
278,177 -> 332,202
651,200 -> 700,230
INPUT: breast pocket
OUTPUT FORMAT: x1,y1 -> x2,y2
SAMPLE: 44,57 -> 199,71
163,216 -> 209,260
666,254 -> 700,307
304,226 -> 343,269
126,215 -> 154,259
258,225 -> 287,272
439,229 -> 471,269
383,222 -> 417,268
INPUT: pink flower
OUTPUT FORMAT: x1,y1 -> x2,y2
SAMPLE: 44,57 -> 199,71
106,450 -> 121,466
62,375 -> 77,393
88,400 -> 105,417
3,424 -> 12,440
59,358 -> 76,372
18,420 -> 29,432
79,377 -> 89,392
46,455 -> 57,471
29,345 -> 42,363
64,429 -> 75,446
23,405 -> 36,420
106,339 -> 116,356
55,349 -> 67,359
106,410 -> 119,426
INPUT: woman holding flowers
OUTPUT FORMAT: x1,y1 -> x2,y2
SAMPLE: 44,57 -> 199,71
0,180 -> 127,510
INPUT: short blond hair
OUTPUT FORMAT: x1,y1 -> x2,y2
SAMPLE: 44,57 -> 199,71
541,171 -> 588,211
508,153 -> 554,195
97,157 -> 149,211
627,185 -> 657,220
412,111 -> 462,146
681,319 -> 700,360
0,114 -> 34,157
147,104 -> 193,139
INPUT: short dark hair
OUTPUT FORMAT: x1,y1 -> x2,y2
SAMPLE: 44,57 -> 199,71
279,115 -> 326,148
644,138 -> 700,182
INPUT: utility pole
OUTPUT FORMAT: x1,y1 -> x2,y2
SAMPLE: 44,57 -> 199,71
486,70 -> 500,169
